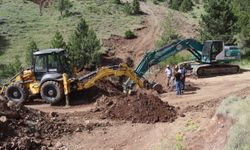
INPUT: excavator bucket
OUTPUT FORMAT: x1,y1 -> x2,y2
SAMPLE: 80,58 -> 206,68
152,83 -> 164,94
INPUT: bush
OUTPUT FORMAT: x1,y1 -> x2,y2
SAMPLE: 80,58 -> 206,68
113,0 -> 121,4
123,0 -> 141,15
56,0 -> 73,17
169,0 -> 183,10
124,30 -> 136,39
132,0 -> 140,14
179,0 -> 194,12
123,2 -> 133,15
0,57 -> 22,81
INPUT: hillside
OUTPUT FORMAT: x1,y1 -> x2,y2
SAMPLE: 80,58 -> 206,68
0,0 -> 143,64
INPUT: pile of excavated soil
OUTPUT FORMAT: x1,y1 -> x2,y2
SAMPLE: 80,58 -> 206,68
95,90 -> 177,123
0,101 -> 104,149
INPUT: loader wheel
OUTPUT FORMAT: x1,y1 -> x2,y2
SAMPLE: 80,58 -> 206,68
40,81 -> 64,104
5,83 -> 28,104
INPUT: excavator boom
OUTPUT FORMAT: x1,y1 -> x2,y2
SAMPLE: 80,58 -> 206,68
135,39 -> 203,77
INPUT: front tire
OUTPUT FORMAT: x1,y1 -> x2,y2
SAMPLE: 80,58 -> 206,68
5,83 -> 28,104
40,81 -> 64,104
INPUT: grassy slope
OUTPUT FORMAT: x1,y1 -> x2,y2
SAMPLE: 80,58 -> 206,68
0,0 -> 143,64
217,96 -> 250,150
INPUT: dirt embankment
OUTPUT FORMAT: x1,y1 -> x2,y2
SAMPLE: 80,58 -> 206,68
0,100 -> 107,149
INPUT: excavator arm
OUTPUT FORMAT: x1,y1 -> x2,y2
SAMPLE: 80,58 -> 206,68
76,63 -> 144,91
135,39 -> 203,77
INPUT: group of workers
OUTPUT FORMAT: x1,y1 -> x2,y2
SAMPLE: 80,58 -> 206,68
165,64 -> 187,95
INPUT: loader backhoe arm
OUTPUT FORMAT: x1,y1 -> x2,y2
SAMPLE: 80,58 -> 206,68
135,39 -> 204,77
77,63 -> 144,91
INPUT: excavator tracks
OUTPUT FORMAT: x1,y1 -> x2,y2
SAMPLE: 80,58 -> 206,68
193,64 -> 240,77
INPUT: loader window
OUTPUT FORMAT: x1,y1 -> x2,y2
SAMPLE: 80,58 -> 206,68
48,54 -> 59,72
34,55 -> 47,72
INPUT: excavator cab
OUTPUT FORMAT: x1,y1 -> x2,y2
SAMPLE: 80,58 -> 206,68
32,49 -> 70,81
201,40 -> 224,63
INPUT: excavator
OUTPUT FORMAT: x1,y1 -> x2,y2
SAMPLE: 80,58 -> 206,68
0,49 -> 144,104
125,39 -> 241,90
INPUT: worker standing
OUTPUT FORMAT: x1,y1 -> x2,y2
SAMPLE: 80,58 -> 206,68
180,64 -> 187,90
174,66 -> 182,95
165,65 -> 172,87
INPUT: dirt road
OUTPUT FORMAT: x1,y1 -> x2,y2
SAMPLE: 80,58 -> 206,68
162,70 -> 250,108
55,70 -> 250,150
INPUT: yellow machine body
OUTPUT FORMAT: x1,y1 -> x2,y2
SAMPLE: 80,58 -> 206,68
76,63 -> 144,91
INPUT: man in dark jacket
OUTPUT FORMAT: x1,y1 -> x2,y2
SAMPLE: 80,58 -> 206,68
174,66 -> 182,95
180,64 -> 187,90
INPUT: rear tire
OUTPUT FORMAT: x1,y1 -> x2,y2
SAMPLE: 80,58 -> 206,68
5,83 -> 28,104
40,81 -> 64,104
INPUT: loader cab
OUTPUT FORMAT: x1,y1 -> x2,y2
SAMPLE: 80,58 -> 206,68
32,49 -> 70,81
201,40 -> 224,63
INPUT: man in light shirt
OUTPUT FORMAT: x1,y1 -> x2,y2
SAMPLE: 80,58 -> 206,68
165,65 -> 172,87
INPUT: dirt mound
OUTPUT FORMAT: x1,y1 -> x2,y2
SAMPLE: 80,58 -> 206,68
0,101 -> 104,149
95,90 -> 177,123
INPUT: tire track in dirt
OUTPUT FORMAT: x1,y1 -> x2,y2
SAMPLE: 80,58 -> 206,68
131,2 -> 165,65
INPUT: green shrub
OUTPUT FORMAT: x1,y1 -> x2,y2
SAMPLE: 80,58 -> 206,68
169,0 -> 183,10
123,2 -> 133,15
124,30 -> 136,39
179,0 -> 194,12
0,57 -> 22,81
56,0 -> 73,17
113,0 -> 121,4
123,0 -> 141,15
132,0 -> 140,15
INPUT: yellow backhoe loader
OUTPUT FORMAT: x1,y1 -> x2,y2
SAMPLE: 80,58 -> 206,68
0,49 -> 144,105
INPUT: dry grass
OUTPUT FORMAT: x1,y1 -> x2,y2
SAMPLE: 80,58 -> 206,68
216,96 -> 250,150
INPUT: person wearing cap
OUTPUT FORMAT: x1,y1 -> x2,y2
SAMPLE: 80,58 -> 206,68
165,65 -> 172,87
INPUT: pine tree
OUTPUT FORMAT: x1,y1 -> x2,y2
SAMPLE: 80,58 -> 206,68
232,0 -> 250,56
180,0 -> 194,12
25,40 -> 38,66
67,18 -> 101,69
200,0 -> 238,44
51,31 -> 66,49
